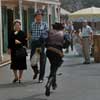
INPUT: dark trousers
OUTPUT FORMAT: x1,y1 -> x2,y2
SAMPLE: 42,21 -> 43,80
39,47 -> 46,80
30,46 -> 46,80
46,49 -> 63,81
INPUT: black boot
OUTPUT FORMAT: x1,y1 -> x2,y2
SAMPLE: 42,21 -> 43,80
32,65 -> 39,80
52,77 -> 57,90
45,77 -> 53,96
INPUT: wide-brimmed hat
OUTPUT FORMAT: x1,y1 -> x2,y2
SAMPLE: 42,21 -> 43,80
34,9 -> 44,17
13,19 -> 21,25
52,22 -> 64,30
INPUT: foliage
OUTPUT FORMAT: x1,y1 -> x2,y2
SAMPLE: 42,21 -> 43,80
61,0 -> 100,12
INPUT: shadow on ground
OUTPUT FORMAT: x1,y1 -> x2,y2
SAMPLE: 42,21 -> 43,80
8,93 -> 53,100
0,81 -> 39,89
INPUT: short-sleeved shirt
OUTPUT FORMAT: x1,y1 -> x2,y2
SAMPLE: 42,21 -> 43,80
82,25 -> 93,37
31,21 -> 48,40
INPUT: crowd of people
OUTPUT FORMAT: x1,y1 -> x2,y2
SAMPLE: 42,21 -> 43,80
63,19 -> 93,64
8,9 -> 93,97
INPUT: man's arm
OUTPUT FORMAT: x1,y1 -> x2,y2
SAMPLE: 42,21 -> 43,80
89,27 -> 93,44
41,22 -> 49,40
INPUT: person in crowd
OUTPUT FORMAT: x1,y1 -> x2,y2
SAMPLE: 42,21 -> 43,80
45,22 -> 64,96
8,19 -> 27,83
64,20 -> 74,53
81,20 -> 93,64
30,9 -> 48,83
73,29 -> 83,56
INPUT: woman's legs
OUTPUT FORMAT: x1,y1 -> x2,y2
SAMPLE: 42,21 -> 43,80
13,70 -> 18,79
19,70 -> 24,83
12,70 -> 18,83
31,65 -> 39,80
13,70 -> 24,83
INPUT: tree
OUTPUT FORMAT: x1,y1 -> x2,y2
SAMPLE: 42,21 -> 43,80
61,0 -> 100,12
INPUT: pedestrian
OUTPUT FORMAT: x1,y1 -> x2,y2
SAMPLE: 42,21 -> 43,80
8,19 -> 27,83
81,20 -> 93,64
30,9 -> 48,83
73,30 -> 83,56
45,22 -> 64,96
64,21 -> 74,53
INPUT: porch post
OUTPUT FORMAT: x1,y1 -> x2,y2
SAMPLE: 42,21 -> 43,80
0,0 -> 3,61
19,0 -> 23,29
35,2 -> 37,12
47,4 -> 50,28
57,5 -> 61,22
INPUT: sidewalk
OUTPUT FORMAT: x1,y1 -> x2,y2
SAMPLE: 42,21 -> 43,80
0,54 -> 11,68
0,49 -> 100,100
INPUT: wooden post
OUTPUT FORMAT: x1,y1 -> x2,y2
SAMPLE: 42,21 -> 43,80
19,0 -> 23,29
0,0 -> 3,61
35,2 -> 37,12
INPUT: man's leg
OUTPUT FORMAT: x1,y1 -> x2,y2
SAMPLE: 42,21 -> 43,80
39,47 -> 46,82
82,38 -> 90,63
45,51 -> 62,96
30,48 -> 39,80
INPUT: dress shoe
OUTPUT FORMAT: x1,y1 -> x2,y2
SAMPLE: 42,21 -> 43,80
33,71 -> 39,80
12,78 -> 18,83
83,62 -> 90,64
19,80 -> 21,84
38,80 -> 43,83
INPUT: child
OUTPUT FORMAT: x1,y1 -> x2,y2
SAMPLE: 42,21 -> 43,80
73,30 -> 83,56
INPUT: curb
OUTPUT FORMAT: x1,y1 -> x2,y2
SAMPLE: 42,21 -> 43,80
0,60 -> 11,68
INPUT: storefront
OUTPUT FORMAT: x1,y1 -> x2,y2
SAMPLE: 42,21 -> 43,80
0,0 -> 60,60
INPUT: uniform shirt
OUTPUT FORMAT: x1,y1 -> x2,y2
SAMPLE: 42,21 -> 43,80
82,25 -> 93,37
31,21 -> 48,40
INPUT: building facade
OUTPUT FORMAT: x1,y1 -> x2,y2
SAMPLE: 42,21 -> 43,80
0,0 -> 61,60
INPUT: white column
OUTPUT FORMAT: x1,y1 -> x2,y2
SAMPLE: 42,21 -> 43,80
57,5 -> 60,22
47,4 -> 51,28
19,0 -> 23,29
35,2 -> 37,12
54,5 -> 56,22
0,0 -> 3,61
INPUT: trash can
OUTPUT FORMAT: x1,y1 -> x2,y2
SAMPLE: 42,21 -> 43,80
93,34 -> 100,63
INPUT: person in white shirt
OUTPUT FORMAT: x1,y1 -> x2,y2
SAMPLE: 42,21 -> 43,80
81,20 -> 93,64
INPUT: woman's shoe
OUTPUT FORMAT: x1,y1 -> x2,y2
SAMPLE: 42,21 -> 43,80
12,78 -> 18,83
19,80 -> 21,84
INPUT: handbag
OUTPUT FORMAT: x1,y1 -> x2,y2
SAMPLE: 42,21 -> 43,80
15,47 -> 27,59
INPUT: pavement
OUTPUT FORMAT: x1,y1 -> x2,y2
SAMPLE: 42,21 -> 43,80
0,50 -> 100,100
0,54 -> 11,68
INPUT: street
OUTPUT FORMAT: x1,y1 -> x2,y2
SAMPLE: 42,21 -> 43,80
0,52 -> 100,100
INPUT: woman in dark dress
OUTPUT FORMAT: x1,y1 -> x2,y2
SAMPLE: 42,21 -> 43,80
8,19 -> 27,83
